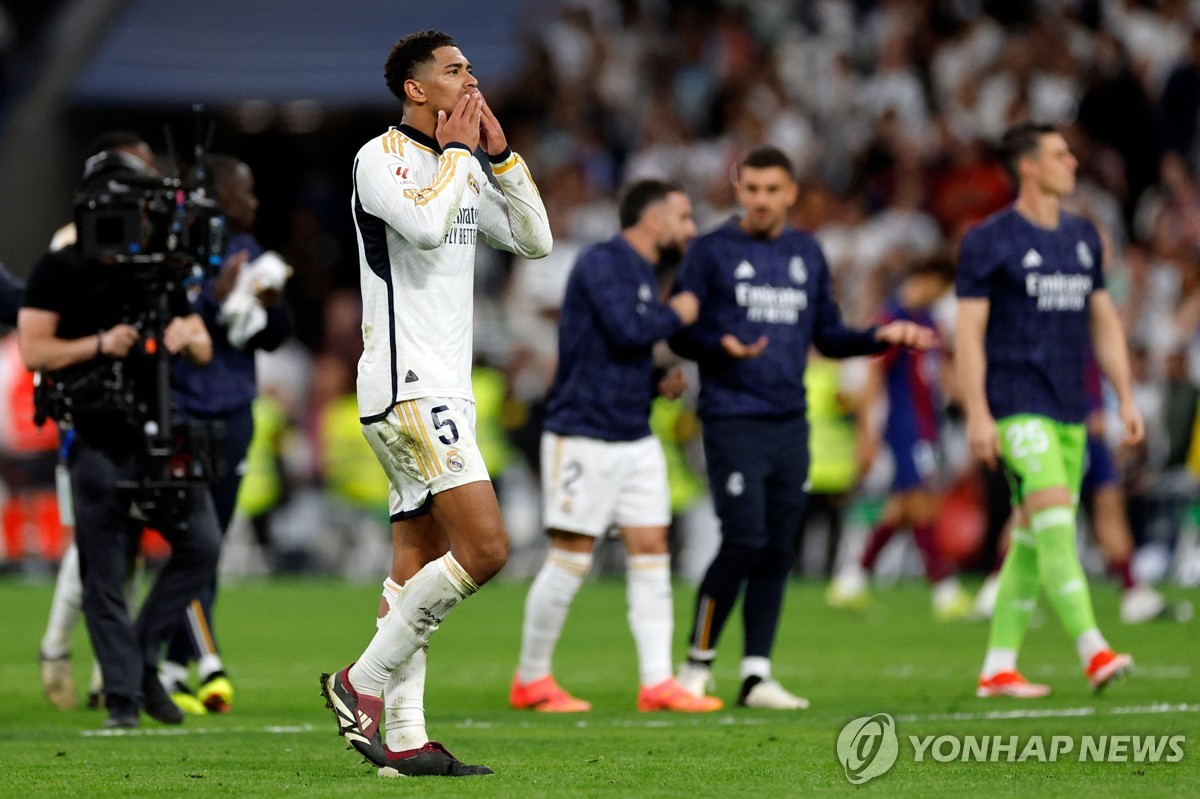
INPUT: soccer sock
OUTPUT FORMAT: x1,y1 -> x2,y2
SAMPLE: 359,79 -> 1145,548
1108,558 -> 1136,591
626,554 -> 673,687
188,599 -> 224,682
859,520 -> 900,571
349,553 -> 478,696
1031,507 -> 1101,644
983,525 -> 1039,676
41,542 -> 83,659
912,523 -> 953,583
740,656 -> 771,681
517,549 -> 591,684
158,659 -> 189,691
378,578 -> 429,752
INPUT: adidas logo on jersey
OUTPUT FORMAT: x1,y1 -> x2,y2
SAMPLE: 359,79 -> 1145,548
734,260 -> 756,280
405,370 -> 419,383
1022,249 -> 1043,269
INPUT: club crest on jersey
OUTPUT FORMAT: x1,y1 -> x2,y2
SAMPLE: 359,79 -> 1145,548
726,471 -> 745,497
1022,249 -> 1043,269
446,449 -> 465,473
1077,241 -> 1094,269
789,255 -> 807,284
734,260 -> 756,280
638,283 -> 653,302
467,173 -> 480,195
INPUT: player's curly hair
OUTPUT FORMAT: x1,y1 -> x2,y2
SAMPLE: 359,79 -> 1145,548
385,30 -> 457,104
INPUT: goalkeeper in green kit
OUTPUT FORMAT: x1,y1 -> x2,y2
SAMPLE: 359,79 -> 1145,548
955,123 -> 1143,698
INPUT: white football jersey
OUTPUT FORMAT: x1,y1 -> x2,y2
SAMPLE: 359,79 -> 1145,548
352,125 -> 551,421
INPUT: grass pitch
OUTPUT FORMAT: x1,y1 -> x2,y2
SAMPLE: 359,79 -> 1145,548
0,573 -> 1195,797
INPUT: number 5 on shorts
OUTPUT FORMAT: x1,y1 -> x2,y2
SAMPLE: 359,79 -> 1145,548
430,405 -> 460,445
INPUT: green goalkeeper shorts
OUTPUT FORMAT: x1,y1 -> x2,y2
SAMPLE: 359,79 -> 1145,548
996,414 -> 1086,506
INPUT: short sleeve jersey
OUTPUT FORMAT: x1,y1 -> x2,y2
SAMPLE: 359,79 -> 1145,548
956,207 -> 1104,423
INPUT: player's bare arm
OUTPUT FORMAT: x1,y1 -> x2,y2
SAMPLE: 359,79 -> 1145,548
955,297 -> 998,468
1088,289 -> 1145,447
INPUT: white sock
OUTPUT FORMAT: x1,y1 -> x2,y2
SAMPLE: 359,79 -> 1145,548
41,542 -> 83,659
1075,628 -> 1108,666
517,549 -> 591,684
198,654 -> 224,682
386,646 -> 428,752
349,554 -> 478,696
981,648 -> 1018,678
740,656 -> 771,681
158,660 -> 189,690
626,554 -> 673,687
378,578 -> 428,752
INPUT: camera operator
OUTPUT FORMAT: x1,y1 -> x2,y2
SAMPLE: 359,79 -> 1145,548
17,142 -> 221,729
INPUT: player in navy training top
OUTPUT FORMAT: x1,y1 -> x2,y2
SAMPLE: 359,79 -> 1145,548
827,257 -> 972,619
669,146 -> 935,709
957,123 -> 1143,699
510,180 -> 725,714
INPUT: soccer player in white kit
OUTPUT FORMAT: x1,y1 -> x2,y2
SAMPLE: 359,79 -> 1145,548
320,30 -> 551,777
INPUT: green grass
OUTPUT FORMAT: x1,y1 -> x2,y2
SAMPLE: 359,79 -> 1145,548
0,574 -> 1195,797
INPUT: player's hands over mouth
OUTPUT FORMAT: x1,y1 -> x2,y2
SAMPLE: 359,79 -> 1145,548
477,92 -> 508,157
876,320 -> 938,349
436,92 -> 483,152
721,334 -> 768,359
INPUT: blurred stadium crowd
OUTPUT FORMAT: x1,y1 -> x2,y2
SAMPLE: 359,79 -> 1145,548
1,0 -> 1199,593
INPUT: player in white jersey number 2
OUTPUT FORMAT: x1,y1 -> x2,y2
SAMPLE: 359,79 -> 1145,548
320,30 -> 551,778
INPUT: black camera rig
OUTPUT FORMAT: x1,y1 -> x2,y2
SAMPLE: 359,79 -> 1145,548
34,117 -> 227,525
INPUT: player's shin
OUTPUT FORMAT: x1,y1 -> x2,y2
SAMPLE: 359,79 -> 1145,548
982,526 -> 1039,676
349,554 -> 478,696
1031,507 -> 1107,663
517,549 -> 591,683
626,554 -> 673,687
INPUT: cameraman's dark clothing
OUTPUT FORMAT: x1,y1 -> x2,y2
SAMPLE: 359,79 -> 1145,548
0,263 -> 24,326
23,246 -> 193,441
70,436 -> 220,711
23,244 -> 221,716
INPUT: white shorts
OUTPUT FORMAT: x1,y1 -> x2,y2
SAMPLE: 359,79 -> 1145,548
362,397 -> 489,521
540,432 -> 671,536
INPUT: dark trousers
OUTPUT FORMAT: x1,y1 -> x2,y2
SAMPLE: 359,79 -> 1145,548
689,413 -> 810,661
71,436 -> 220,713
165,404 -> 255,669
